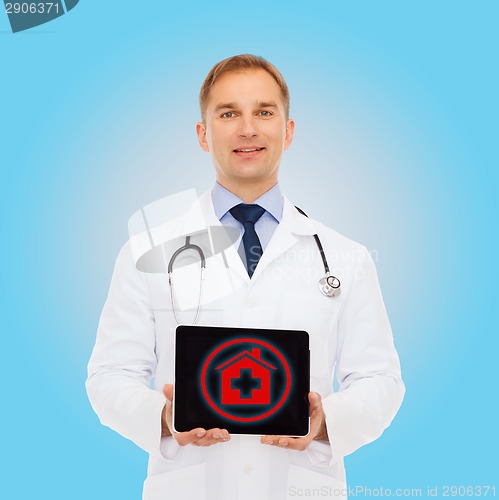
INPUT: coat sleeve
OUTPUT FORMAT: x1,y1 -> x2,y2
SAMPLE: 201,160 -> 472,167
86,242 -> 179,460
321,245 -> 405,464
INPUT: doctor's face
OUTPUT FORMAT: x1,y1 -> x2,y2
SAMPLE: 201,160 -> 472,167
196,69 -> 294,193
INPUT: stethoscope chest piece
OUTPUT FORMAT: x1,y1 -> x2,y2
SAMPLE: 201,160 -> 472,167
319,274 -> 341,298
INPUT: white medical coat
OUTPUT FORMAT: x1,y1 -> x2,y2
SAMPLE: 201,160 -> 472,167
86,191 -> 405,500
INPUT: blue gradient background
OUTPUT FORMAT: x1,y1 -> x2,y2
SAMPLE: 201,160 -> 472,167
1,1 -> 497,498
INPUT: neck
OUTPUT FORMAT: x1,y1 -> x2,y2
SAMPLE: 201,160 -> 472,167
217,179 -> 277,203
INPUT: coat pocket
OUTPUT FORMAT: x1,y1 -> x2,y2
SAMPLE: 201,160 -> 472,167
142,463 -> 205,500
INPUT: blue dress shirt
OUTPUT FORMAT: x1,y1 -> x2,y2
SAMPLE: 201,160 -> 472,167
211,182 -> 283,252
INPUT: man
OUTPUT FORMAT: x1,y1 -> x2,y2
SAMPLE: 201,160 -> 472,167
87,54 -> 405,500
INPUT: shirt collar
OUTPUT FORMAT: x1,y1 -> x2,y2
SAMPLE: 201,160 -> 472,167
212,182 -> 284,223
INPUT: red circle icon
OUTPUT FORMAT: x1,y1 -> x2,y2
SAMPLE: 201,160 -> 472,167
200,338 -> 291,422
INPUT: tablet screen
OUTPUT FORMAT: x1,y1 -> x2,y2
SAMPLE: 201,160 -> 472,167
174,325 -> 310,436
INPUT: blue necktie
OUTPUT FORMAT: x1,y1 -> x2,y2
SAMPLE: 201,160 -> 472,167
230,204 -> 266,278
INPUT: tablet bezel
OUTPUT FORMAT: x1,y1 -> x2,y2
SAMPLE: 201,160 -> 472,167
173,325 -> 310,437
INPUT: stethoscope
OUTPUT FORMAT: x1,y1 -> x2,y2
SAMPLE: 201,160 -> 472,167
168,206 -> 341,325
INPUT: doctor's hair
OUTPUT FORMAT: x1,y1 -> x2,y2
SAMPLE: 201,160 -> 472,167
199,54 -> 290,122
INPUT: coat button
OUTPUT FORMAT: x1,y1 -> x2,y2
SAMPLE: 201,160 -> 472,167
243,464 -> 253,474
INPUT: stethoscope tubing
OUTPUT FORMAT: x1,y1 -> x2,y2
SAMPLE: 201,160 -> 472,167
167,207 -> 341,324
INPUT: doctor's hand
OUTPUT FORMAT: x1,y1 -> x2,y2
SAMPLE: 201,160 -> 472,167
162,384 -> 230,447
260,391 -> 328,451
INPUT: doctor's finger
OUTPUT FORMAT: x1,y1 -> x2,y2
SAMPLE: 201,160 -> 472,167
260,434 -> 277,445
308,392 -> 323,411
261,435 -> 310,451
174,428 -> 207,446
280,437 -> 310,451
276,436 -> 310,451
192,428 -> 230,446
163,383 -> 174,401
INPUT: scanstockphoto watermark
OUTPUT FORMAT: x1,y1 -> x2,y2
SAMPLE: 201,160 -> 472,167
288,484 -> 497,497
248,245 -> 380,283
288,485 -> 424,497
244,244 -> 379,266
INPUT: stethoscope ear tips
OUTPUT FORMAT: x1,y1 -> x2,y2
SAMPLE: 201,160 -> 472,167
319,275 -> 341,298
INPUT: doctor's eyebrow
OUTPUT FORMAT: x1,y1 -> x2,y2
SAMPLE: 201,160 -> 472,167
213,101 -> 279,113
214,102 -> 239,113
256,101 -> 278,109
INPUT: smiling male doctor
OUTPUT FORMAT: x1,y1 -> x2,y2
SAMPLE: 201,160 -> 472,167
87,54 -> 405,500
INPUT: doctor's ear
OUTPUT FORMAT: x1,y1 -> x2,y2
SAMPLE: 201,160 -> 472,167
283,119 -> 295,151
196,122 -> 210,152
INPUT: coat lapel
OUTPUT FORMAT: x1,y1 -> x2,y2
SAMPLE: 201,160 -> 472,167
250,197 -> 317,282
173,192 -> 318,309
171,191 -> 250,311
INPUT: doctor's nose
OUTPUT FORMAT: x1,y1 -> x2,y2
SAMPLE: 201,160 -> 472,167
237,117 -> 258,138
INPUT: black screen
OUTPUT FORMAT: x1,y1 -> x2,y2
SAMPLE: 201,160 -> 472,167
174,325 -> 310,436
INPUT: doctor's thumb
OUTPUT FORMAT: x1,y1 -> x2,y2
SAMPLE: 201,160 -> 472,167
163,383 -> 174,402
309,392 -> 322,407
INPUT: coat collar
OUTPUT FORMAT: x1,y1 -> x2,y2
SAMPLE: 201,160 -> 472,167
133,189 -> 318,283
150,189 -> 323,314
212,191 -> 318,283
280,196 -> 318,236
196,190 -> 317,236
180,190 -> 318,284
249,196 -> 317,281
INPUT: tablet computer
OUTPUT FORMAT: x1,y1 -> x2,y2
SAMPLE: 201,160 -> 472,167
173,325 -> 310,436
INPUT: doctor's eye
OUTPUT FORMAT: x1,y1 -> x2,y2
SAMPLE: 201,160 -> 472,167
221,111 -> 236,119
258,110 -> 273,117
